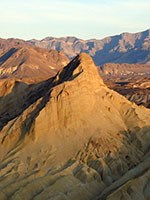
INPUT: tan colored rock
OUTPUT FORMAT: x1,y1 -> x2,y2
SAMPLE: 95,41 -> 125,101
0,53 -> 150,200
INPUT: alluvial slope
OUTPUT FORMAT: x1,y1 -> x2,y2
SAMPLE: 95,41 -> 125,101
0,45 -> 69,82
29,29 -> 150,65
0,53 -> 150,200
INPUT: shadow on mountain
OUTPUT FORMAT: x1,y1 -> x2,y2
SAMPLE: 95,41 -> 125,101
0,78 -> 54,131
0,48 -> 18,64
0,55 -> 83,132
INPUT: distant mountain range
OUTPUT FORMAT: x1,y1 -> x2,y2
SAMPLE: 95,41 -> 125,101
0,29 -> 149,66
28,29 -> 150,65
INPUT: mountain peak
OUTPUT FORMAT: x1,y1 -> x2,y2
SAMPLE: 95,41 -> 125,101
77,52 -> 93,62
56,53 -> 104,86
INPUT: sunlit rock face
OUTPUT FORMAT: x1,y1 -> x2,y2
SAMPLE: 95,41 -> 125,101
0,53 -> 150,200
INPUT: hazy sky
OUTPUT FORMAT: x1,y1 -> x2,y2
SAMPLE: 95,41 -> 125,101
0,0 -> 149,40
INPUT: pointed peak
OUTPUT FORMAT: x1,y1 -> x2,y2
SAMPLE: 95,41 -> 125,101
77,52 -> 93,61
55,52 -> 104,86
74,53 -> 95,66
74,53 -> 99,73
70,53 -> 95,68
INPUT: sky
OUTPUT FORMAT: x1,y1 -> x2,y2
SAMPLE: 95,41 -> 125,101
0,0 -> 150,40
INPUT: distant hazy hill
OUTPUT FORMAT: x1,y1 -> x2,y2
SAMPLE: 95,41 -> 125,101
28,29 -> 150,65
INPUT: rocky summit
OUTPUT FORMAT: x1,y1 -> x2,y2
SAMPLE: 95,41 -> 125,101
0,53 -> 150,200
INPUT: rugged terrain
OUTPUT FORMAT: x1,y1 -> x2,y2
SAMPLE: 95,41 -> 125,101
100,63 -> 150,108
29,29 -> 150,65
0,53 -> 149,200
100,63 -> 150,76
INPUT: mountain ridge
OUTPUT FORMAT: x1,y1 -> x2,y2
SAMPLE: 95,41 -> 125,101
1,28 -> 149,65
28,28 -> 150,65
0,44 -> 69,82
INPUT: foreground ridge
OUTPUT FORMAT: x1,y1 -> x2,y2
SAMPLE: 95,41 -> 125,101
0,53 -> 150,200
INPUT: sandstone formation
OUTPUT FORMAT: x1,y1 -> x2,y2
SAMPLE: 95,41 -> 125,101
29,29 -> 150,65
0,53 -> 150,200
